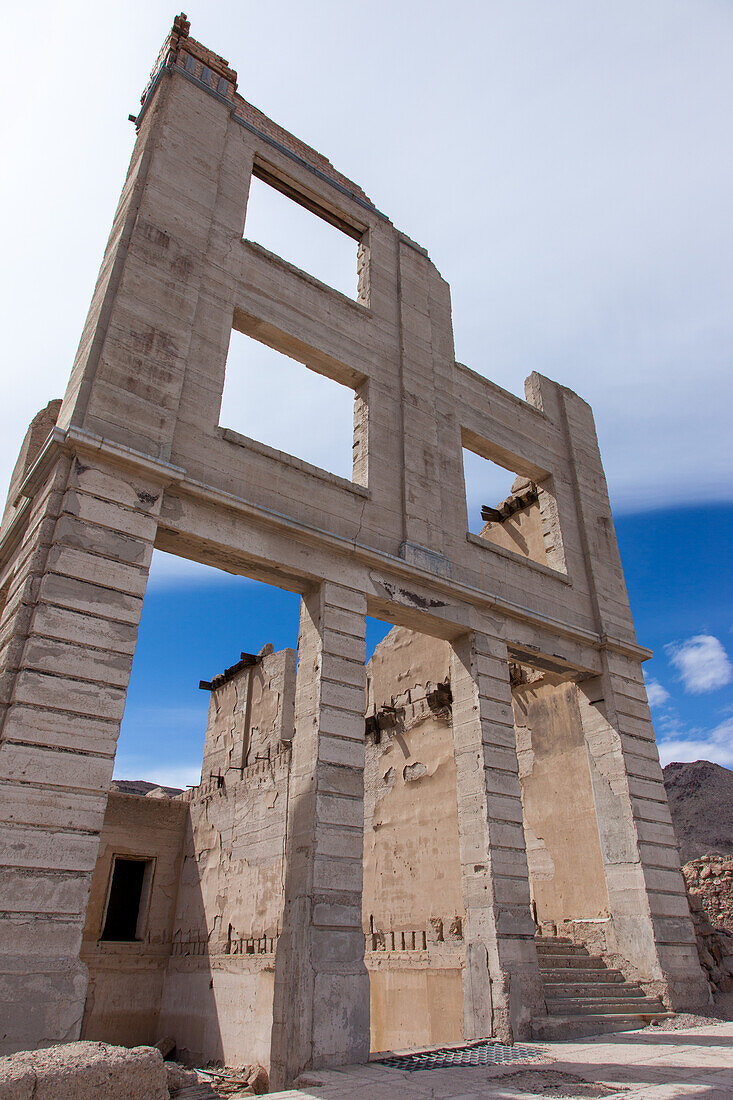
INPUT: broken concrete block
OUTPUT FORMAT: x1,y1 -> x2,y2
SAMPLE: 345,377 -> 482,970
0,1042 -> 168,1100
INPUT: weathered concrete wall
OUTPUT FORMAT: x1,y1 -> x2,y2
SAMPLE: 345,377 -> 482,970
364,627 -> 461,928
367,961 -> 463,1053
0,401 -> 62,532
512,675 -> 609,929
477,480 -> 549,566
80,792 -> 187,1047
363,626 -> 465,1051
201,646 -> 296,779
158,648 -> 294,1068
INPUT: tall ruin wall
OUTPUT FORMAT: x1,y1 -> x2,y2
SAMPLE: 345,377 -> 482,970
0,13 -> 707,1079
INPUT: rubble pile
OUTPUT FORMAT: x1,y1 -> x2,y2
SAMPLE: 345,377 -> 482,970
683,855 -> 733,935
684,875 -> 733,996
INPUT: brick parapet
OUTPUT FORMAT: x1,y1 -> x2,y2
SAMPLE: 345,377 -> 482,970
139,14 -> 372,209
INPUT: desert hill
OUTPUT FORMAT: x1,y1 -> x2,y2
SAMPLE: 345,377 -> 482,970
663,759 -> 733,864
111,778 -> 183,798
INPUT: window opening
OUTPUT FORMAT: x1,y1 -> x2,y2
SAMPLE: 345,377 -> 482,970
101,857 -> 151,941
462,447 -> 565,571
219,330 -> 362,483
244,171 -> 364,300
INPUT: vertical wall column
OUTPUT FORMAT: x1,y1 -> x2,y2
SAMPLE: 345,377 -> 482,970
450,626 -> 543,1043
526,373 -> 707,1008
270,581 -> 369,1087
396,239 -> 459,569
578,655 -> 709,1007
0,450 -> 165,1053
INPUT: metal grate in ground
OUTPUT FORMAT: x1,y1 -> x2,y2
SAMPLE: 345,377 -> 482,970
374,1038 -> 542,1072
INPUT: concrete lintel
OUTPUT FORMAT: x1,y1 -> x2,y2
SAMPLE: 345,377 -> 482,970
162,477 -> 651,668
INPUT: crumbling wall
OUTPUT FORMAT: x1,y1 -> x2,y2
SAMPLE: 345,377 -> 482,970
363,627 -> 464,1052
157,647 -> 295,1068
201,646 -> 296,779
512,674 -> 609,930
80,792 -> 188,1047
477,478 -> 549,565
0,399 -> 62,530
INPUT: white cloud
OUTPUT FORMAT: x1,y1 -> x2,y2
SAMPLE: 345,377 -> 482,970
644,678 -> 670,708
1,3 -> 733,515
146,550 -> 253,589
657,717 -> 733,770
666,634 -> 732,694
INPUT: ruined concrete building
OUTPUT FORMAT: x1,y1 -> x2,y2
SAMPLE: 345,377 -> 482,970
0,14 -> 709,1088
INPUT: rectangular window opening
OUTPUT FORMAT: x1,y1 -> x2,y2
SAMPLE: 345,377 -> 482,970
244,168 -> 368,303
219,329 -> 367,486
101,856 -> 152,942
462,447 -> 566,572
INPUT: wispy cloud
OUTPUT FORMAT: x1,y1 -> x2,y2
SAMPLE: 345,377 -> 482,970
666,634 -> 732,694
146,551 -> 247,589
644,678 -> 670,708
657,716 -> 733,769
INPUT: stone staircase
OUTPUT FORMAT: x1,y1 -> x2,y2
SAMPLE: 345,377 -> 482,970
533,934 -> 673,1039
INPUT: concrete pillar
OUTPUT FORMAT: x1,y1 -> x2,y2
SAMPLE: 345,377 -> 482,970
525,372 -> 707,1007
450,626 -> 543,1043
579,654 -> 709,1007
0,452 -> 163,1052
270,581 -> 369,1087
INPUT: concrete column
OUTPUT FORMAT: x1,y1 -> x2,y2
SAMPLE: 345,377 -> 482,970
0,453 -> 163,1052
450,626 -> 543,1043
578,654 -> 709,1008
396,239 -> 461,572
270,581 -> 369,1088
526,373 -> 707,1007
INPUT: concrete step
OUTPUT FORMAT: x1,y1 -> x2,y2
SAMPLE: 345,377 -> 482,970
540,967 -> 624,984
533,1012 -> 674,1041
545,998 -> 665,1016
535,942 -> 590,957
537,952 -> 606,968
543,981 -> 647,999
534,935 -> 574,946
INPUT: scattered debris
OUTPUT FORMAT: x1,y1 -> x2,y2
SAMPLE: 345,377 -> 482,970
156,1037 -> 176,1060
491,1069 -> 626,1097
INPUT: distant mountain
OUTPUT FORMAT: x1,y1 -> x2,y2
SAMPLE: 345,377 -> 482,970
111,779 -> 183,797
663,760 -> 733,864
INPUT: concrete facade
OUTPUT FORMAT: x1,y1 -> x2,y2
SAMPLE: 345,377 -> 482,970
0,13 -> 706,1086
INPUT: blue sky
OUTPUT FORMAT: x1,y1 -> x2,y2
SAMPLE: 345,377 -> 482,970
1,3 -> 731,785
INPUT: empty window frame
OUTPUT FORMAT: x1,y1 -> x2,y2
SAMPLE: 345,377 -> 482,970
462,447 -> 566,572
100,856 -> 154,942
243,165 -> 369,303
219,329 -> 368,486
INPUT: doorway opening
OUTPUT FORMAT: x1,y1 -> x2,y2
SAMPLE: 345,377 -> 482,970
363,619 -> 465,1054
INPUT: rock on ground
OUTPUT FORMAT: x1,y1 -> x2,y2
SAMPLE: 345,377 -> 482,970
0,1041 -> 168,1100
